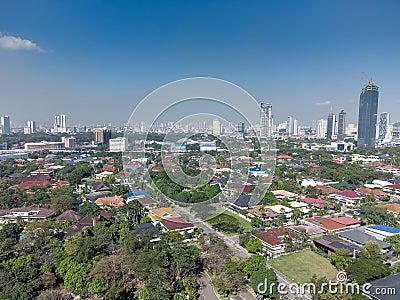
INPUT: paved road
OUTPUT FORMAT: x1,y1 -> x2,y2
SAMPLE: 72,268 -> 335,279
198,272 -> 220,300
171,203 -> 313,300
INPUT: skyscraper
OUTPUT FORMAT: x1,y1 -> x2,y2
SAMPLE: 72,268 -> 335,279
337,110 -> 346,141
212,119 -> 221,136
378,112 -> 391,143
357,81 -> 379,147
326,113 -> 336,140
286,116 -> 298,136
236,122 -> 245,136
94,129 -> 112,145
0,115 -> 11,134
260,103 -> 273,138
24,121 -> 36,134
316,119 -> 327,139
54,114 -> 67,133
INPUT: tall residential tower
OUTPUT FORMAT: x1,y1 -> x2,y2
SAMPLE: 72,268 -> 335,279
260,103 -> 273,138
337,110 -> 346,141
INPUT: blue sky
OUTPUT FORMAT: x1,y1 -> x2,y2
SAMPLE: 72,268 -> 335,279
0,0 -> 399,127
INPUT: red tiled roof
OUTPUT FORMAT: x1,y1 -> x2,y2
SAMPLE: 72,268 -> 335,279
317,186 -> 340,194
17,181 -> 52,188
305,216 -> 360,231
276,155 -> 293,159
95,195 -> 125,207
302,198 -> 328,204
160,217 -> 195,231
333,190 -> 362,199
329,216 -> 360,226
254,228 -> 297,246
385,184 -> 400,190
102,165 -> 116,172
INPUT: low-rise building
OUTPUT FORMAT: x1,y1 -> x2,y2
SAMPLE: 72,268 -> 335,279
365,225 -> 400,241
109,137 -> 127,152
253,228 -> 297,258
304,216 -> 361,233
148,207 -> 181,222
329,190 -> 363,206
95,195 -> 125,207
0,207 -> 54,223
160,217 -> 196,233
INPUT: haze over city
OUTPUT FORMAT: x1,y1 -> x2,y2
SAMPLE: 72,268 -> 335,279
1,0 -> 400,126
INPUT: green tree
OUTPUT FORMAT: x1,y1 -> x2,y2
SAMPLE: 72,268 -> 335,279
249,266 -> 277,298
245,238 -> 262,253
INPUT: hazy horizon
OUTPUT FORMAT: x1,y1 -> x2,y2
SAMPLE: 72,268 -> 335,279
1,0 -> 400,127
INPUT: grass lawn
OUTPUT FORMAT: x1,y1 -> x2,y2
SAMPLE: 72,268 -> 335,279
208,210 -> 252,233
270,249 -> 338,283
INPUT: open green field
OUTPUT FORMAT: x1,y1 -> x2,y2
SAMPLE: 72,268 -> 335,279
270,249 -> 338,283
208,210 -> 252,233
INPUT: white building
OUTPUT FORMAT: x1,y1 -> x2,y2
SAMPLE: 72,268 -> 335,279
53,114 -> 67,133
200,141 -> 217,151
0,115 -> 11,134
260,103 -> 273,138
23,120 -> 36,134
109,137 -> 127,152
212,119 -> 221,136
24,141 -> 64,151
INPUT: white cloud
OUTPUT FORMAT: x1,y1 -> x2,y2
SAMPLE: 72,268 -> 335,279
315,100 -> 332,106
0,33 -> 43,52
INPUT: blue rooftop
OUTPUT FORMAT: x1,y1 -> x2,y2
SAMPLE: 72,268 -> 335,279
126,189 -> 150,197
369,225 -> 400,234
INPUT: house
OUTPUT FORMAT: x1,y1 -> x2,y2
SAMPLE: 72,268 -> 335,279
288,201 -> 310,214
160,217 -> 196,233
303,216 -> 361,233
102,165 -> 116,173
383,184 -> 400,195
271,190 -> 297,200
211,165 -> 231,173
133,223 -> 160,242
365,225 -> 400,241
91,182 -> 112,192
134,223 -> 159,236
95,171 -> 114,180
130,196 -> 158,209
0,207 -> 54,222
253,228 -> 297,258
56,210 -> 82,222
356,187 -> 387,199
265,205 -> 293,218
95,195 -> 125,207
314,235 -> 359,255
316,185 -> 340,195
63,224 -> 84,238
329,190 -> 363,206
30,168 -> 56,176
337,227 -> 392,254
247,206 -> 278,221
230,194 -> 260,209
300,198 -> 329,209
148,207 -> 181,222
287,225 -> 325,239
378,203 -> 400,217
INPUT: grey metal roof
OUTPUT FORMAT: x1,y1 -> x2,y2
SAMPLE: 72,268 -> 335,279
366,272 -> 400,300
338,229 -> 391,249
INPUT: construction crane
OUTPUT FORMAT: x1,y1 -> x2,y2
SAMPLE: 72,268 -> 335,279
362,72 -> 374,85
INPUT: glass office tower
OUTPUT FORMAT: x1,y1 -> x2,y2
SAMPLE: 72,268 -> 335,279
357,81 -> 379,147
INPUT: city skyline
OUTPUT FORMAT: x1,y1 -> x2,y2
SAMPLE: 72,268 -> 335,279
1,1 -> 400,126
